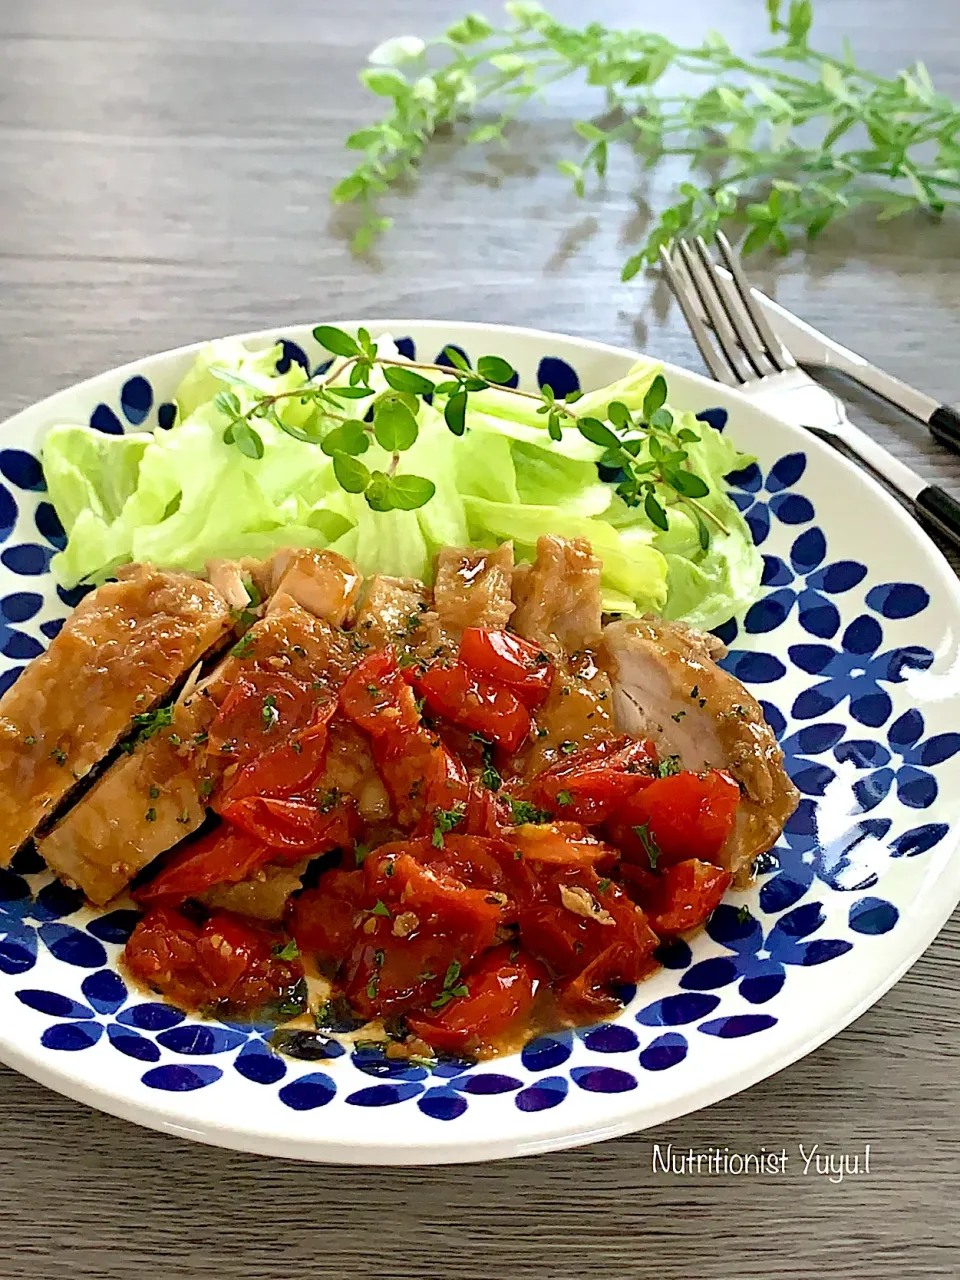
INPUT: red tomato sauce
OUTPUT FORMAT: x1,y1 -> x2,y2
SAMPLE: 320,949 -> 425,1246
124,630 -> 740,1060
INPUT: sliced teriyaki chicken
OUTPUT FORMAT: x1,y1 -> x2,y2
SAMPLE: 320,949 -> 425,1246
352,575 -> 432,651
0,566 -> 231,867
433,543 -> 515,632
511,535 -> 603,655
38,562 -> 360,904
603,617 -> 799,882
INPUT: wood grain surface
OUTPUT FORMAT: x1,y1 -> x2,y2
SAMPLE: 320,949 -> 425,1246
1,2 -> 959,1277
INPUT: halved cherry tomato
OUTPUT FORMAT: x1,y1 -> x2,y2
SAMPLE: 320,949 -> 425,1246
133,826 -> 272,905
221,796 -> 356,858
340,648 -> 420,737
365,836 -> 510,897
289,869 -> 364,961
407,946 -> 546,1053
207,670 -> 315,763
345,854 -> 502,1016
125,906 -> 301,1011
518,867 -> 657,990
371,727 -> 469,826
647,859 -> 732,935
527,736 -> 657,825
607,769 -> 740,869
411,664 -> 531,753
459,628 -> 555,707
220,700 -> 337,804
461,781 -> 510,838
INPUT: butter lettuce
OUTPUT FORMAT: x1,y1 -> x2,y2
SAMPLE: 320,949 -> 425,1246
41,337 -> 762,630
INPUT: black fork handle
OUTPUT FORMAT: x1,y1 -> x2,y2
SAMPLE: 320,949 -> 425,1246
915,485 -> 960,552
929,406 -> 960,454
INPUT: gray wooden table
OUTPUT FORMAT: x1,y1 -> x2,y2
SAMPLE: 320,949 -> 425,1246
1,2 -> 959,1276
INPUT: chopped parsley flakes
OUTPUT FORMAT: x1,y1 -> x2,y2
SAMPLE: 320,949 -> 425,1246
272,939 -> 300,961
508,798 -> 551,825
432,803 -> 465,848
632,821 -> 663,870
431,960 -> 470,1010
658,755 -> 682,778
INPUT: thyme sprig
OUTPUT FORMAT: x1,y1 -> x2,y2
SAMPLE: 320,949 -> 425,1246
211,325 -> 725,540
331,0 -> 960,270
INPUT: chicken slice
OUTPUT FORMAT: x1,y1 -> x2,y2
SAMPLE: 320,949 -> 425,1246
264,549 -> 362,627
37,698 -> 216,905
199,860 -> 309,922
603,617 -> 799,882
433,543 -> 515,633
0,566 -> 231,867
39,596 -> 357,904
517,650 -> 616,779
511,536 -> 602,655
353,575 -> 432,651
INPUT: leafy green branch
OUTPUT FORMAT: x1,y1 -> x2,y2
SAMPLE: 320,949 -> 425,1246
211,325 -> 725,539
330,0 -> 960,270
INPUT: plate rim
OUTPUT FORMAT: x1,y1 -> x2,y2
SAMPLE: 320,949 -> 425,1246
1,316 -> 959,1164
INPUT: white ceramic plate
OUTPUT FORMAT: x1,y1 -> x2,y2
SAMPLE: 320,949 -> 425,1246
0,320 -> 957,1164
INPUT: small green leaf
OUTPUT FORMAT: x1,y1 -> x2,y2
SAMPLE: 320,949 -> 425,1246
330,173 -> 369,204
388,474 -> 436,510
313,326 -> 361,357
359,67 -> 409,97
670,470 -> 710,499
577,417 -> 621,449
382,366 -> 436,395
742,222 -> 773,255
214,390 -> 242,419
607,401 -> 632,429
345,127 -> 384,151
357,327 -> 377,358
326,386 -> 376,400
364,471 -> 393,511
642,375 -> 668,420
468,123 -> 503,145
232,422 -> 264,460
547,412 -> 563,442
574,120 -> 607,142
643,490 -> 669,531
446,13 -> 494,43
621,252 -> 646,282
676,428 -> 701,443
648,406 -> 674,431
694,509 -> 711,551
444,390 -> 467,436
333,452 -> 371,493
373,397 -> 419,451
321,422 -> 370,457
441,346 -> 471,372
476,355 -> 517,385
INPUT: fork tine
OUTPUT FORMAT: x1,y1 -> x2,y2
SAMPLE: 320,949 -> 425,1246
691,236 -> 772,379
658,246 -> 737,386
714,231 -> 797,373
673,240 -> 754,384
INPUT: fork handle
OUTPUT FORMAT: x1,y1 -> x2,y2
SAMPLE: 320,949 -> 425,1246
915,485 -> 960,552
929,406 -> 960,453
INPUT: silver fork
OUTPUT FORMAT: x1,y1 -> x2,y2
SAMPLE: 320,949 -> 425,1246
659,232 -> 960,554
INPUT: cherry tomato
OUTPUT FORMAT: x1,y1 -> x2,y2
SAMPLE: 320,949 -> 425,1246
340,648 -> 420,737
289,869 -> 364,961
125,907 -> 301,1011
133,826 -> 272,905
647,859 -> 732,935
461,781 -> 512,838
518,868 -> 658,993
371,727 -> 469,826
221,796 -> 356,858
366,836 -> 510,896
607,769 -> 740,869
221,701 -> 336,803
207,670 -> 314,763
345,854 -> 502,1016
459,628 -> 555,707
526,736 -> 657,825
407,946 -> 546,1054
411,664 -> 531,753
